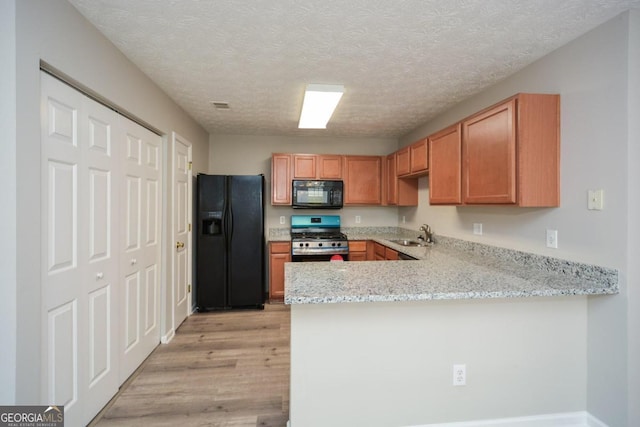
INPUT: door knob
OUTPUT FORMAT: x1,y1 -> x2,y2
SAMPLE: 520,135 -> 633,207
176,241 -> 185,249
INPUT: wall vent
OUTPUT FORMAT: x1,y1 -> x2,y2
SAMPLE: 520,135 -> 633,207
210,101 -> 230,110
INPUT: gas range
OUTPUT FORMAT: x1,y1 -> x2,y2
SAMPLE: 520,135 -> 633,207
290,215 -> 349,258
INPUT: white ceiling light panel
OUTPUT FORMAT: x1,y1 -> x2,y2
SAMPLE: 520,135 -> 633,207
298,84 -> 344,129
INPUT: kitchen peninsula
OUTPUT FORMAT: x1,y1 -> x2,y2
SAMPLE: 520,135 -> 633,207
284,231 -> 618,427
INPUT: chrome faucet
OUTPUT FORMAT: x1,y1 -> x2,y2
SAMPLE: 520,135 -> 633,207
418,224 -> 434,244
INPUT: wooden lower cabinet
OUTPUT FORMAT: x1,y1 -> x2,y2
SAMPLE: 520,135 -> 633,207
385,247 -> 399,260
269,242 -> 291,301
373,242 -> 386,260
373,241 -> 399,260
348,241 -> 368,261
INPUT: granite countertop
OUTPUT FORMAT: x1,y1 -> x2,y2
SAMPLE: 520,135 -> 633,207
279,228 -> 619,305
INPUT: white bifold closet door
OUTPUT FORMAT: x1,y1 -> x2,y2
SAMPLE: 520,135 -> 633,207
118,108 -> 162,383
40,72 -> 162,426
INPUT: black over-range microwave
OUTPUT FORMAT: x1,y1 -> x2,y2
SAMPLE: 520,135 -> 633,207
292,180 -> 343,209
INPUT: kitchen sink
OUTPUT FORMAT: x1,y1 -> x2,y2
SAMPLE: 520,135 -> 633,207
389,239 -> 425,247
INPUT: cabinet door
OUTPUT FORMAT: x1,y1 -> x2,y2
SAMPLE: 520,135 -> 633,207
373,242 -> 386,260
343,156 -> 382,205
388,154 -> 418,206
271,154 -> 292,205
318,155 -> 342,179
293,154 -> 316,179
429,124 -> 462,205
462,99 -> 516,204
269,242 -> 291,301
410,138 -> 428,174
349,253 -> 367,261
396,147 -> 410,176
349,241 -> 367,260
385,247 -> 399,260
386,154 -> 397,205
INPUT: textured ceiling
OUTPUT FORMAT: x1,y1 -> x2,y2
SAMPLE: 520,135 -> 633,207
68,0 -> 639,138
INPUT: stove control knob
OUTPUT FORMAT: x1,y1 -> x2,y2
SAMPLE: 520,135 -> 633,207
299,243 -> 304,247
318,243 -> 323,247
336,243 -> 341,246
305,243 -> 309,247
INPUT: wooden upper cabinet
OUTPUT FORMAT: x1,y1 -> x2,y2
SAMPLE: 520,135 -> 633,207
387,152 -> 418,207
409,138 -> 429,175
513,93 -> 560,207
318,155 -> 342,179
293,154 -> 317,179
396,147 -> 410,176
463,99 -> 517,204
429,124 -> 462,205
343,155 -> 382,205
271,153 -> 292,205
386,154 -> 397,205
462,93 -> 559,206
293,154 -> 342,179
396,139 -> 429,178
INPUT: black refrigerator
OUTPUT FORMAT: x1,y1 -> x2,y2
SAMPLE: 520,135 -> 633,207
196,174 -> 265,310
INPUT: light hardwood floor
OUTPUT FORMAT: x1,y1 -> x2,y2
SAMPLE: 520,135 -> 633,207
91,304 -> 290,427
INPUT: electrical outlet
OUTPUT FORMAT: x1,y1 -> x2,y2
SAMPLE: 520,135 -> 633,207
453,364 -> 466,386
546,229 -> 558,249
473,223 -> 482,235
402,216 -> 406,224
279,216 -> 285,225
588,189 -> 604,210
355,215 -> 361,224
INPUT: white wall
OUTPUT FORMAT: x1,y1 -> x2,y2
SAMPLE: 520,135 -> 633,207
626,9 -> 640,427
291,298 -> 587,427
1,0 -> 17,405
209,134 -> 400,230
399,13 -> 632,426
12,0 -> 209,403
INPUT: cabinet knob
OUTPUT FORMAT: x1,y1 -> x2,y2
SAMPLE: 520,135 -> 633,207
131,258 -> 137,265
176,241 -> 185,249
96,272 -> 104,280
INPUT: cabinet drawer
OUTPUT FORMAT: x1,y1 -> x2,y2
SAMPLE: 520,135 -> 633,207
270,242 -> 291,254
349,241 -> 367,252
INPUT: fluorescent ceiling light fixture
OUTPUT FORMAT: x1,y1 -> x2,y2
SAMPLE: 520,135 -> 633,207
298,84 -> 344,129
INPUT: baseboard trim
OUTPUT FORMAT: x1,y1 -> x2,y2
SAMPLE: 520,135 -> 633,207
585,413 -> 609,427
160,328 -> 175,344
287,412 -> 609,427
406,412 -> 608,427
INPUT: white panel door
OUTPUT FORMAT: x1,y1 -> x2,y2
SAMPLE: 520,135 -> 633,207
83,96 -> 120,420
41,73 -> 119,426
119,116 -> 162,382
172,133 -> 192,331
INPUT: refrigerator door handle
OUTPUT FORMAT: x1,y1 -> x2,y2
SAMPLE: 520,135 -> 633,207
227,205 -> 233,241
